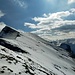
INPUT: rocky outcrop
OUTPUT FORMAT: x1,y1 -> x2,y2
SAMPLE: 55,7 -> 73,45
60,43 -> 71,53
60,43 -> 75,58
0,26 -> 20,39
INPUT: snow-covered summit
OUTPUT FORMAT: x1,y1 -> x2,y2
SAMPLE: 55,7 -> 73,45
0,25 -> 75,75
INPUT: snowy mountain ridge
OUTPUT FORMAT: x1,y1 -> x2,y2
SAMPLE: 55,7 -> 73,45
0,25 -> 75,75
50,39 -> 75,54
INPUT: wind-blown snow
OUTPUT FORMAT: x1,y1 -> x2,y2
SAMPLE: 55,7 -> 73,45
0,24 -> 6,32
0,26 -> 75,75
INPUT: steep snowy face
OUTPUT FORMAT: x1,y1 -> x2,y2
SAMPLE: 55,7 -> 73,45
0,25 -> 75,75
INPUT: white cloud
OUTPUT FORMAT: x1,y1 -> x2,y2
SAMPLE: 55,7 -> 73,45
13,0 -> 28,9
68,0 -> 75,4
24,23 -> 37,29
18,29 -> 25,33
24,8 -> 75,40
70,8 -> 75,13
0,10 -> 5,18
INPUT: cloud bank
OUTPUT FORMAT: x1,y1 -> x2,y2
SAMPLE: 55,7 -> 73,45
24,8 -> 75,40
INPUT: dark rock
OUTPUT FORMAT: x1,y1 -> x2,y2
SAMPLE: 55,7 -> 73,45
60,43 -> 71,53
0,26 -> 20,39
60,43 -> 75,58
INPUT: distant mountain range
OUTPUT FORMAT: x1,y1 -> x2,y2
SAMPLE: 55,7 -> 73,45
50,38 -> 75,53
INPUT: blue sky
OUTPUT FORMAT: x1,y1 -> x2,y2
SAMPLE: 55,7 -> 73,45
0,0 -> 75,40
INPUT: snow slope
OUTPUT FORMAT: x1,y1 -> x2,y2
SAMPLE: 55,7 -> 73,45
0,25 -> 75,75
